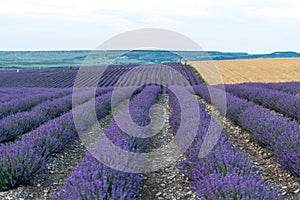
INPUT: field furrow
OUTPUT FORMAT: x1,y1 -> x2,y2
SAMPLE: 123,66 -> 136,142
197,96 -> 300,199
225,84 -> 300,121
0,89 -> 71,120
0,91 -> 115,191
192,85 -> 300,178
53,86 -> 160,199
168,87 -> 282,200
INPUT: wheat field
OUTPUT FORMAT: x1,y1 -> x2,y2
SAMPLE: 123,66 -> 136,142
190,58 -> 300,85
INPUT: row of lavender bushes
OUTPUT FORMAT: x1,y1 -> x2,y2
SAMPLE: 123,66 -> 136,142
53,86 -> 161,200
0,89 -> 117,191
0,64 -> 201,88
0,88 -> 71,120
241,82 -> 300,96
192,85 -> 300,179
0,93 -> 39,103
0,87 -> 64,94
0,88 -> 63,103
115,64 -> 200,88
168,86 -> 282,199
225,84 -> 300,121
0,88 -> 112,143
171,63 -> 203,86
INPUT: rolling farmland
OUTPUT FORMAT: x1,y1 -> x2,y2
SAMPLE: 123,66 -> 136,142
0,63 -> 299,200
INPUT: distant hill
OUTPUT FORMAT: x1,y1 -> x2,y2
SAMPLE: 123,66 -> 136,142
255,51 -> 300,58
206,51 -> 300,60
0,50 -> 299,69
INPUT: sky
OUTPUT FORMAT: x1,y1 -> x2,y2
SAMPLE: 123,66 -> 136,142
0,0 -> 299,53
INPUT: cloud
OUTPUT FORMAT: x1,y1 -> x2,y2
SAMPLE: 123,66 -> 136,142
0,0 -> 299,51
1,0 -> 300,25
247,7 -> 300,19
0,0 -> 214,19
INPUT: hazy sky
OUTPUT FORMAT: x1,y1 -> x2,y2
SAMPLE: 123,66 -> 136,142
0,0 -> 299,53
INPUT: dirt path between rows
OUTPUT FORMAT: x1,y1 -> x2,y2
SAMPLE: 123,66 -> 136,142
138,94 -> 196,200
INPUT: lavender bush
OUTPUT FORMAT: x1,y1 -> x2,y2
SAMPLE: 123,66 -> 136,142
0,89 -> 71,120
0,64 -> 200,88
240,82 -> 300,96
0,91 -> 114,191
193,85 -> 300,178
225,84 -> 300,121
0,88 -> 112,143
168,87 -> 282,199
53,86 -> 161,199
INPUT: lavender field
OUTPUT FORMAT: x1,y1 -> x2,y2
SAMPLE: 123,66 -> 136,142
0,63 -> 299,200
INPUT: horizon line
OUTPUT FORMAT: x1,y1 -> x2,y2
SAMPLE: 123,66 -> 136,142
0,49 -> 299,54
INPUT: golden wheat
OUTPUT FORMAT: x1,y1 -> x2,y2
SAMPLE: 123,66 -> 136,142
190,58 -> 300,85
